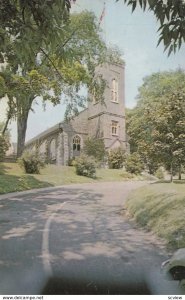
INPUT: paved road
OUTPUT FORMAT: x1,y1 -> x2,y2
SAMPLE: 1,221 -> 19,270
0,182 -> 179,294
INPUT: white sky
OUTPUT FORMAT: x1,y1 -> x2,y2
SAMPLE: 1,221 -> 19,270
1,0 -> 185,142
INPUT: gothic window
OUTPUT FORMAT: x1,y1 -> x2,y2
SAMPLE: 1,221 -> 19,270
73,135 -> 81,151
39,140 -> 47,156
111,121 -> 119,136
111,78 -> 118,102
49,139 -> 56,160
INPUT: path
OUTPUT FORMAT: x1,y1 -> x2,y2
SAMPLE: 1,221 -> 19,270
0,182 -> 179,294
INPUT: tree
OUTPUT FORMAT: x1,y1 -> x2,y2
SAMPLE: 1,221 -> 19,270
0,123 -> 10,161
0,0 -> 71,64
1,11 -> 115,157
126,70 -> 185,179
83,137 -> 106,162
1,68 -> 63,157
119,0 -> 185,54
126,106 -> 159,174
152,89 -> 185,181
125,152 -> 144,174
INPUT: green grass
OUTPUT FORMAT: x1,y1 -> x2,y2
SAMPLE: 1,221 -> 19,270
0,162 -> 143,194
126,182 -> 185,251
0,163 -> 53,194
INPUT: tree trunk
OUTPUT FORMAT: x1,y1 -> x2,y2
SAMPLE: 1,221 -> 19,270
17,113 -> 28,158
2,115 -> 11,136
16,96 -> 34,158
2,98 -> 17,135
178,164 -> 182,180
170,162 -> 173,182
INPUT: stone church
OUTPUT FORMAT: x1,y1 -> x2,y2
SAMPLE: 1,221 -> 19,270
25,62 -> 128,165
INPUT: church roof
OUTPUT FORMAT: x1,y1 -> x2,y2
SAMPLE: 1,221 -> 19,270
25,122 -> 64,146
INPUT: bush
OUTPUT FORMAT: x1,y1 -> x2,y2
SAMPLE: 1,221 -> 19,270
155,167 -> 164,180
68,157 -> 75,166
18,152 -> 45,174
74,155 -> 96,178
125,153 -> 144,174
108,147 -> 125,169
120,172 -> 135,179
0,134 -> 9,162
84,137 -> 106,162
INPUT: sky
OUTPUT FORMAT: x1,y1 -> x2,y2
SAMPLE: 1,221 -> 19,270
1,0 -> 185,142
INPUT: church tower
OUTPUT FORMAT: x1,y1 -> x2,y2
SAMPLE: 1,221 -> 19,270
87,62 -> 127,151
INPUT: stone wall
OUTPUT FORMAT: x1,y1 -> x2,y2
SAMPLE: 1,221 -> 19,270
25,120 -> 88,166
69,109 -> 88,135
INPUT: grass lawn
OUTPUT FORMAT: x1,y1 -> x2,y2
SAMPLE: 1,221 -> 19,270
126,181 -> 185,251
0,162 -> 144,194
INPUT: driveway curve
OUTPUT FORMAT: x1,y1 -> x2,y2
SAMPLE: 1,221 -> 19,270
0,181 -> 179,294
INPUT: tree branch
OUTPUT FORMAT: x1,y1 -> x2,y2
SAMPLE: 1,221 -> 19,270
61,28 -> 79,48
39,47 -> 64,81
2,116 -> 10,135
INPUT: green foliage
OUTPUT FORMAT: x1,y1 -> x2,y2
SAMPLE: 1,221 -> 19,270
119,172 -> 135,179
125,153 -> 144,174
104,46 -> 124,65
0,75 -> 5,97
1,9 -> 121,157
121,0 -> 185,54
155,167 -> 165,180
0,134 -> 9,162
126,70 -> 185,179
0,0 -> 70,65
108,147 -> 126,169
18,152 -> 45,174
74,155 -> 96,178
68,157 -> 75,166
0,162 -> 148,194
84,137 -> 106,162
126,184 -> 185,250
0,122 -> 10,162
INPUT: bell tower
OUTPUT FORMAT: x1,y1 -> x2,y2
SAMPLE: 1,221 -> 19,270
87,62 -> 127,150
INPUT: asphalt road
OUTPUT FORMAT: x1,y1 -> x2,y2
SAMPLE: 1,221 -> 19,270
0,181 -> 180,295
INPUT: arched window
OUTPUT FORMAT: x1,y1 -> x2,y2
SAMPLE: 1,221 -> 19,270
49,139 -> 56,160
39,140 -> 47,155
111,78 -> 118,102
73,135 -> 81,152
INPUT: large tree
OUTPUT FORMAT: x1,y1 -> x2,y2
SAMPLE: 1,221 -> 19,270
0,10 -> 120,157
152,89 -> 185,181
126,70 -> 185,178
119,0 -> 185,54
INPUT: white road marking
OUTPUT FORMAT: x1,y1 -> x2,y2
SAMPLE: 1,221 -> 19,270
42,202 -> 66,276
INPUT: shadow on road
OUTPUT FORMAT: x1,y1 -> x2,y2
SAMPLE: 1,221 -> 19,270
0,184 -> 177,295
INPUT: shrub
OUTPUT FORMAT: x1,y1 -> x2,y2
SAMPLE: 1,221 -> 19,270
155,167 -> 164,180
125,153 -> 144,174
74,155 -> 96,178
0,134 -> 9,162
68,157 -> 75,166
108,147 -> 125,169
120,172 -> 135,179
84,137 -> 106,162
18,152 -> 45,174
